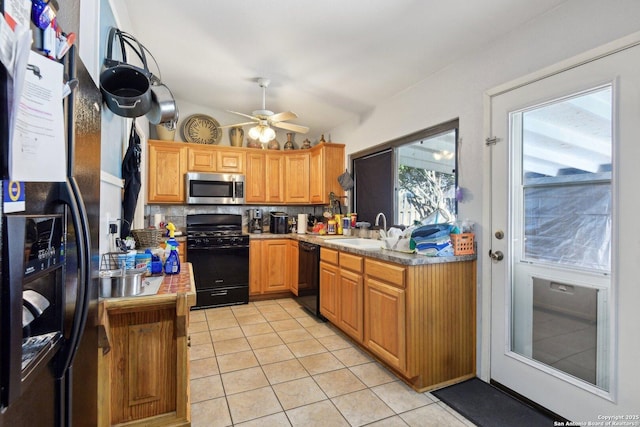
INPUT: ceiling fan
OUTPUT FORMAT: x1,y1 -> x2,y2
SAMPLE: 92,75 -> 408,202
221,78 -> 310,142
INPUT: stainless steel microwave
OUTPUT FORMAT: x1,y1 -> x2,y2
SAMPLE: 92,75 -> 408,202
185,172 -> 245,205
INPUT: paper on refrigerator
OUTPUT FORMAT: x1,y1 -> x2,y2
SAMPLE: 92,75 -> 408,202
10,50 -> 66,182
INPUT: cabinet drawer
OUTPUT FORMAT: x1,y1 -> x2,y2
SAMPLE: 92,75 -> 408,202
365,259 -> 405,289
340,252 -> 363,273
320,247 -> 339,265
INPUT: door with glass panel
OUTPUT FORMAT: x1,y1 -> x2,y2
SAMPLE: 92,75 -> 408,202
489,44 -> 640,420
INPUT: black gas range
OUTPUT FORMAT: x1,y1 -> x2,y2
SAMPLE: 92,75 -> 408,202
187,214 -> 249,309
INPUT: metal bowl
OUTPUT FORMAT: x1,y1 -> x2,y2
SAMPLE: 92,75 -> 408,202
99,268 -> 146,298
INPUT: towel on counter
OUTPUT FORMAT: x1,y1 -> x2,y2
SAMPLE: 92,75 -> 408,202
411,224 -> 454,256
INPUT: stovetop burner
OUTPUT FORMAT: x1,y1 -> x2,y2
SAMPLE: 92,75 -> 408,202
188,230 -> 243,237
186,214 -> 248,248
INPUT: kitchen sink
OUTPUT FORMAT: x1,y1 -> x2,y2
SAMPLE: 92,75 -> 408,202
328,238 -> 382,251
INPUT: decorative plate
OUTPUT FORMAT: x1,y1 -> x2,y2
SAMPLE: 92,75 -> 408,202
181,114 -> 222,144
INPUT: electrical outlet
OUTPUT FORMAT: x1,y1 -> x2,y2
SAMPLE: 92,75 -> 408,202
109,224 -> 118,234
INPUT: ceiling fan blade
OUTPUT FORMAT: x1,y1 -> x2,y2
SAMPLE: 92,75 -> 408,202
219,121 -> 256,129
269,111 -> 298,123
227,110 -> 259,121
273,121 -> 309,134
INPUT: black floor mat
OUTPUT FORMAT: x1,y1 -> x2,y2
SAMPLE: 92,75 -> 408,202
432,378 -> 558,427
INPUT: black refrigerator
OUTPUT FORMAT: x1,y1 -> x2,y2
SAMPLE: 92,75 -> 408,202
0,23 -> 101,427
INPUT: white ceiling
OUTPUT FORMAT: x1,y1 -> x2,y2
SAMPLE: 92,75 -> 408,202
116,0 -> 569,139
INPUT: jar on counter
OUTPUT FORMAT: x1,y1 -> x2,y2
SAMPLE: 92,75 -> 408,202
327,220 -> 337,235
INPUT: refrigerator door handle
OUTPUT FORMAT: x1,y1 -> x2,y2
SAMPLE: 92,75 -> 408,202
57,178 -> 91,375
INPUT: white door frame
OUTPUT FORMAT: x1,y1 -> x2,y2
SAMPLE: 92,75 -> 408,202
480,30 -> 640,407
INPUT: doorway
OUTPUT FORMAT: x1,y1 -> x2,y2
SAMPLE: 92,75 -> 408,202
488,42 -> 640,420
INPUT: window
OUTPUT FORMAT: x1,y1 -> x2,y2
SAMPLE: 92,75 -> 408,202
351,119 -> 458,227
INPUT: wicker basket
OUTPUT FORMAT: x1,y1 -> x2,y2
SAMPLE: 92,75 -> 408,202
451,233 -> 475,255
131,228 -> 164,249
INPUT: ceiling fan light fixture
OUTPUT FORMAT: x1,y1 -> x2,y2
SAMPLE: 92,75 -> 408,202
249,124 -> 276,143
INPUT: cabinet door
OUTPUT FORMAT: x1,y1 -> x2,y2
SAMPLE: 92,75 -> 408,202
309,144 -> 345,204
284,153 -> 310,203
338,269 -> 363,342
216,149 -> 245,173
319,261 -> 339,324
266,154 -> 285,203
364,277 -> 406,373
262,240 -> 289,292
246,152 -> 266,203
107,307 -> 178,424
309,148 -> 324,203
288,240 -> 299,296
249,240 -> 262,296
187,146 -> 216,171
148,142 -> 187,203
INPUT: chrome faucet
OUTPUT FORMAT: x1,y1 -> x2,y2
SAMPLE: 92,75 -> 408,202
375,212 -> 387,238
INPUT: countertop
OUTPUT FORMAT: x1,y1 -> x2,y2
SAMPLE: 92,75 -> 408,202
247,232 -> 476,266
100,262 -> 196,309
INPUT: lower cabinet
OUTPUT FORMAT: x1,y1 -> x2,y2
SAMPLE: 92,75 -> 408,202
319,255 -> 339,324
98,293 -> 192,426
320,247 -> 477,392
288,240 -> 299,295
249,239 -> 296,297
364,260 -> 407,373
319,248 -> 364,343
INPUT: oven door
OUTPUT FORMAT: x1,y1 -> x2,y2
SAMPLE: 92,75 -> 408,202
187,244 -> 249,308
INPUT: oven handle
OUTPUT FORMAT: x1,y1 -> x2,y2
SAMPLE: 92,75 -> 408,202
209,290 -> 228,296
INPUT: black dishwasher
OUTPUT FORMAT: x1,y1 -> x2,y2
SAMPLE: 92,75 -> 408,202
296,241 -> 323,319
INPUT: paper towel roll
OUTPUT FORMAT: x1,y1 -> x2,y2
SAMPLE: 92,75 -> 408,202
297,214 -> 307,234
153,214 -> 164,229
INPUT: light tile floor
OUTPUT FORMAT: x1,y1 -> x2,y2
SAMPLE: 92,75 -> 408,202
189,297 -> 475,427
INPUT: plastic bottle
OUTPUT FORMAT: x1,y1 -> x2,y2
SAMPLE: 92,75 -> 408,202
164,243 -> 180,275
163,222 -> 181,274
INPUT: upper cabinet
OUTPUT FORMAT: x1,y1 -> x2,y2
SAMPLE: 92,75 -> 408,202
310,143 -> 345,204
147,140 -> 344,205
284,153 -> 310,204
187,146 -> 245,173
148,140 -> 187,203
245,151 -> 267,203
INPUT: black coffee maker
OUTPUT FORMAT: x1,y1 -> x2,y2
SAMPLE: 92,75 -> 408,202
247,209 -> 263,233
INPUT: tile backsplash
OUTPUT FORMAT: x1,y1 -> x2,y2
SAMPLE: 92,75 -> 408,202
145,204 -> 338,232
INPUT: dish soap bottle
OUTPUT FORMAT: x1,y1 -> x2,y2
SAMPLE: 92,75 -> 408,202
164,222 -> 180,275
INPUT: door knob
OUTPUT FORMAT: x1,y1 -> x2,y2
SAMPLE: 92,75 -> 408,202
495,230 -> 504,239
489,250 -> 504,261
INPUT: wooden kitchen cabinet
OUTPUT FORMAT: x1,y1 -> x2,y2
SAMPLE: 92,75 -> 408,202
98,267 -> 194,426
249,240 -> 263,296
216,148 -> 245,173
319,248 -> 340,324
364,259 -> 407,373
245,151 -> 266,203
245,152 -> 285,204
266,154 -> 285,203
147,141 -> 345,205
284,153 -> 310,203
319,248 -> 364,342
310,143 -> 346,204
288,240 -> 299,295
187,145 -> 245,173
338,252 -> 364,342
250,239 -> 293,296
262,239 -> 289,292
147,140 -> 187,203
320,248 -> 476,392
187,146 -> 216,171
